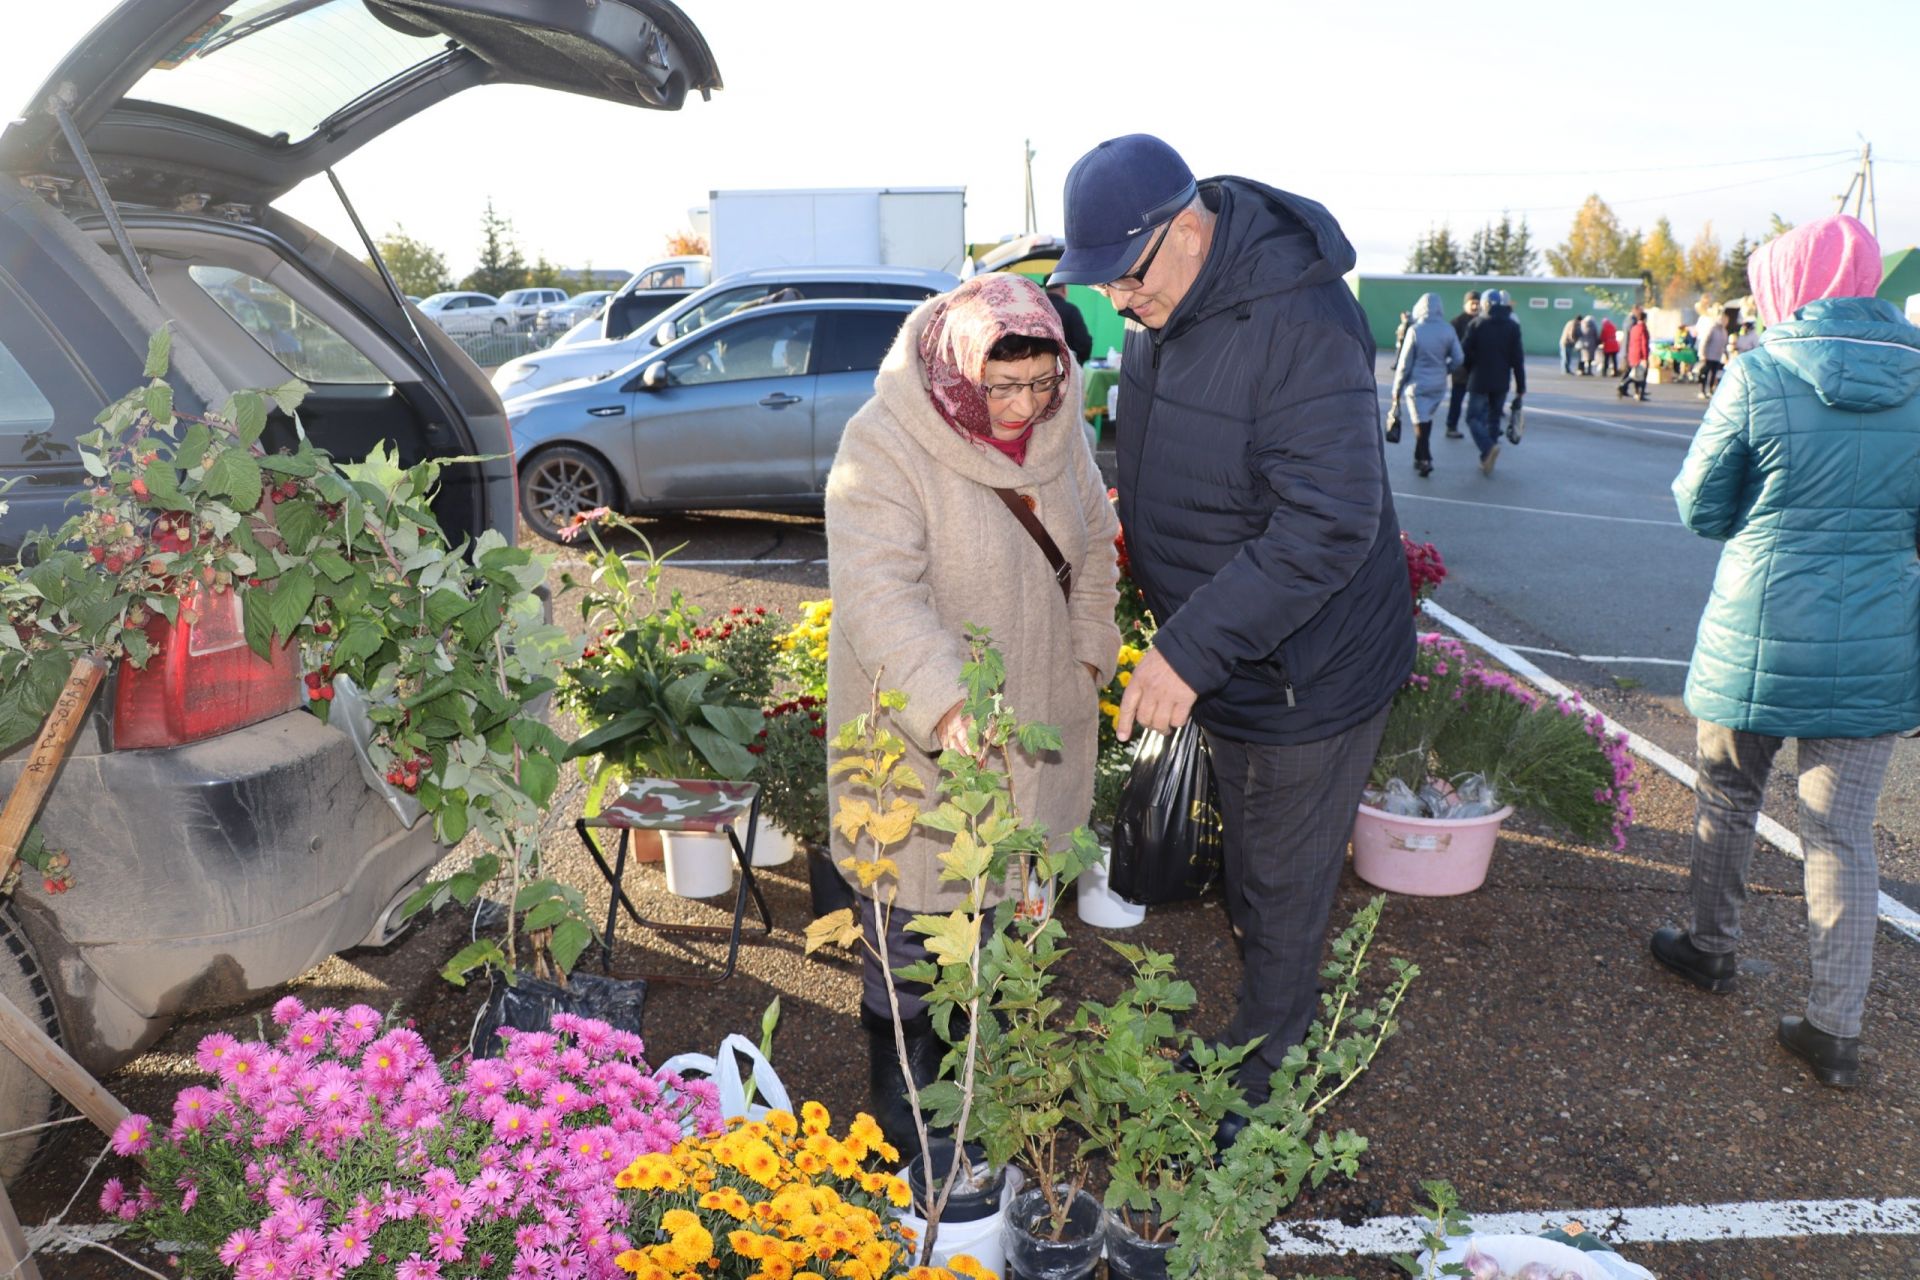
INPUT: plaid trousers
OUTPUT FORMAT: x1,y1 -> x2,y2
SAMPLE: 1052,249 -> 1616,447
1688,720 -> 1894,1038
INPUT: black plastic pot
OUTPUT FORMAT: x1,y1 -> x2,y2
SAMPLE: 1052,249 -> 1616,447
1001,1185 -> 1103,1280
904,1139 -> 1005,1225
1104,1208 -> 1177,1280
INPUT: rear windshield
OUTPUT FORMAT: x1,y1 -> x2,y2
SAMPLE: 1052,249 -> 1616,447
125,0 -> 452,144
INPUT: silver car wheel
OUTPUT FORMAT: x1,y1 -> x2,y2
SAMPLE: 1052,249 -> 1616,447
521,446 -> 616,543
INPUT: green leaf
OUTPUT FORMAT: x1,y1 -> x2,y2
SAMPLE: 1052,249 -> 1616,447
141,458 -> 189,511
120,627 -> 152,667
268,569 -> 316,644
700,703 -> 764,741
204,447 -> 264,511
548,920 -> 594,975
81,451 -> 107,478
269,379 -> 308,415
311,549 -> 353,583
143,327 -> 171,377
258,450 -> 319,477
425,588 -> 474,632
522,899 -> 572,932
278,497 -> 327,556
564,708 -> 654,761
176,422 -> 213,470
516,751 -> 559,807
144,382 -> 173,423
436,802 -> 469,845
226,391 -> 268,444
440,939 -> 507,987
242,589 -> 276,659
332,617 -> 384,668
662,670 -> 713,724
687,723 -> 756,779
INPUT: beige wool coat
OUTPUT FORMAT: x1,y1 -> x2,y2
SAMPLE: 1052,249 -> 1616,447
824,303 -> 1122,913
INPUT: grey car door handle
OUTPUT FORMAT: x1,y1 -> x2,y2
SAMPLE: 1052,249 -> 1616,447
759,393 -> 802,407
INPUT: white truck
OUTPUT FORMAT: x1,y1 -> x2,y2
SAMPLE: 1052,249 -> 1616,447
705,187 -> 967,279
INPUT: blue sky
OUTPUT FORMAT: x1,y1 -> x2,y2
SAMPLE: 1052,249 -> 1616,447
8,1 -> 1918,279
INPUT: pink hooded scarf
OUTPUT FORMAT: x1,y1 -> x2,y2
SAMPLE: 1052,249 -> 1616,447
917,274 -> 1067,465
1748,214 -> 1882,326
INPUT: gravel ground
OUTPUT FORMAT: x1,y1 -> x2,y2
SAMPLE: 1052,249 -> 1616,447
14,512 -> 1920,1279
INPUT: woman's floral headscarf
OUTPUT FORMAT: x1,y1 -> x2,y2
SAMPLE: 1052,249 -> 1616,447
917,274 -> 1067,457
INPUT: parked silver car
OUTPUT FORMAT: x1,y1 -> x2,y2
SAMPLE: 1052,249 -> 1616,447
491,265 -> 953,398
419,290 -> 516,335
509,299 -> 914,541
500,286 -> 570,330
536,289 -> 614,335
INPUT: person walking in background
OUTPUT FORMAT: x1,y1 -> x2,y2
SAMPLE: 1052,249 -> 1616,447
1460,287 -> 1526,473
1446,290 -> 1481,438
1600,314 -> 1621,376
1051,134 -> 1414,1133
1046,280 -> 1095,367
1698,307 -> 1731,398
1391,291 -> 1464,477
1560,314 -> 1581,374
1579,313 -> 1600,375
1734,320 -> 1760,358
1650,214 -> 1920,1090
1618,306 -> 1651,401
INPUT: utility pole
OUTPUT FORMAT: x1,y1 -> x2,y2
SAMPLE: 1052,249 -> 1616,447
1834,138 -> 1878,237
1023,138 -> 1037,237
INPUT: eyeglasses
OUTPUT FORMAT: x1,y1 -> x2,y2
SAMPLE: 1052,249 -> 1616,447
1095,221 -> 1172,297
981,373 -> 1065,401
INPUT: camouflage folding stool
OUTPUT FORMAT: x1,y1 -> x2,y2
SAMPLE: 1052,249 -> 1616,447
576,778 -> 774,983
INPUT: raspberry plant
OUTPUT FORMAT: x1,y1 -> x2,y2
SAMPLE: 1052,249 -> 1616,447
0,326 -> 594,983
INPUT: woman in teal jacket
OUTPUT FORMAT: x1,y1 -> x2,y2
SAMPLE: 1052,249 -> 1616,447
1651,214 -> 1920,1088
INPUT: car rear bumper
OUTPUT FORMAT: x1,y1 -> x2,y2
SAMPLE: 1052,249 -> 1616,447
3,708 -> 444,1073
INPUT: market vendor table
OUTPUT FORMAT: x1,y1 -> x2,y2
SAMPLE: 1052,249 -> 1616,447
1083,366 -> 1119,445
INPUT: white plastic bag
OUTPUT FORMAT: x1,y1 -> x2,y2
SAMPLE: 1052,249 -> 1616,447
654,1033 -> 791,1124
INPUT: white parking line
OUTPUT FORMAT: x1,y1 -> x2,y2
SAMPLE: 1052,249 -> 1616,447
1531,405 -> 1698,442
1506,643 -> 1691,668
1270,1196 -> 1920,1258
1395,491 -> 1684,528
1422,599 -> 1920,944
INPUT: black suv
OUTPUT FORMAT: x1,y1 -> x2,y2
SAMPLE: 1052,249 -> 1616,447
0,0 -> 719,1182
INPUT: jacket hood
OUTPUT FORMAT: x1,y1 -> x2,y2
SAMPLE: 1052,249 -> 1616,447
1760,297 -> 1920,412
1485,302 -> 1514,321
869,298 -> 1085,488
1169,177 -> 1356,332
1412,292 -> 1444,322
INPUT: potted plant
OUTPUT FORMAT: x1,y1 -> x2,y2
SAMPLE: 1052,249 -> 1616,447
747,693 -> 828,869
107,1003 -> 725,1277
555,515 -> 765,896
1356,633 -> 1640,895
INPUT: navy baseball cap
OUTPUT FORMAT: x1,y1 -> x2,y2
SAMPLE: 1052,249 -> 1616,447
1050,134 -> 1198,286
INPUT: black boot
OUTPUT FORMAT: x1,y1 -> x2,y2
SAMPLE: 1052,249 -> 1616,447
1777,1015 -> 1860,1088
862,1007 -> 944,1159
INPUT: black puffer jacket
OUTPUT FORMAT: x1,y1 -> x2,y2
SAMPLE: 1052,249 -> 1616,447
1114,178 -> 1415,745
1462,302 -> 1528,397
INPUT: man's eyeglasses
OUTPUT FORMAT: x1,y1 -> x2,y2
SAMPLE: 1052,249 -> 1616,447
1095,221 -> 1172,297
981,373 -> 1065,401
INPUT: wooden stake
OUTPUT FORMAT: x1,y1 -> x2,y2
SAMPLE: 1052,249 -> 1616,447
0,1172 -> 42,1280
0,654 -> 108,886
0,990 -> 128,1146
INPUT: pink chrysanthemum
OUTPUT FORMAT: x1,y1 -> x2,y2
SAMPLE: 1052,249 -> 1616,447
110,1113 -> 152,1157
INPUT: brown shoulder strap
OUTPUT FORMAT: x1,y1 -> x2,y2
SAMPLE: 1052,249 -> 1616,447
991,488 -> 1072,601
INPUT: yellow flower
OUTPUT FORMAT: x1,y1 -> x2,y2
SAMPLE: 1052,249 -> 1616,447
765,1109 -> 799,1137
1117,671 -> 1132,687
883,1177 -> 911,1209
949,1256 -> 995,1280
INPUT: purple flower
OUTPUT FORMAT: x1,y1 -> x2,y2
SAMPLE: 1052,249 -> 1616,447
270,996 -> 305,1026
397,1251 -> 443,1280
110,1114 -> 152,1157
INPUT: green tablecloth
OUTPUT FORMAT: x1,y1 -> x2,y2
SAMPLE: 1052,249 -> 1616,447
1083,367 -> 1120,446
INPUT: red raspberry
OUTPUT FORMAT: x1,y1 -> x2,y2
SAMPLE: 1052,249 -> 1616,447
314,622 -> 332,636
104,556 -> 124,573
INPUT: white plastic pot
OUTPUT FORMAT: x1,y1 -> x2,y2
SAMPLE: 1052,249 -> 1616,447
750,816 -> 795,867
1428,1234 -> 1652,1280
662,830 -> 735,898
1076,847 -> 1145,929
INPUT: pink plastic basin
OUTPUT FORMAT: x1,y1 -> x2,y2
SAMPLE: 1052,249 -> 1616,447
1350,802 -> 1514,896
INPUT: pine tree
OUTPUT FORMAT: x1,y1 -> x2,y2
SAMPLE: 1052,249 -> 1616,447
1487,213 -> 1539,275
1405,225 -> 1463,274
1722,236 -> 1754,299
1763,213 -> 1795,244
460,199 -> 528,297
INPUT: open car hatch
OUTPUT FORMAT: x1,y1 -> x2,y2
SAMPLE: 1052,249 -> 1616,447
0,0 -> 721,206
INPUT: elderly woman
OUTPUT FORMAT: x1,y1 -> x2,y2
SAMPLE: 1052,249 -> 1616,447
825,274 -> 1121,1153
1651,215 -> 1920,1089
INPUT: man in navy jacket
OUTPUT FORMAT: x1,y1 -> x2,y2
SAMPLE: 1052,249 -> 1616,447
1052,135 -> 1414,1119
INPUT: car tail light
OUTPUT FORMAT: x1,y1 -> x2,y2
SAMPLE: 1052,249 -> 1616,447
113,587 -> 302,750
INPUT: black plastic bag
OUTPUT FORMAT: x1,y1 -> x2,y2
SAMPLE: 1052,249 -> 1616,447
1108,720 -> 1224,906
470,968 -> 647,1057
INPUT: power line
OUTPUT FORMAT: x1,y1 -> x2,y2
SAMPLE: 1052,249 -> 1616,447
1332,149 -> 1855,181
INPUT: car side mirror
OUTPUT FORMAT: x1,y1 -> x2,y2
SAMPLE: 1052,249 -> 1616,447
653,321 -> 676,347
641,361 -> 669,390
